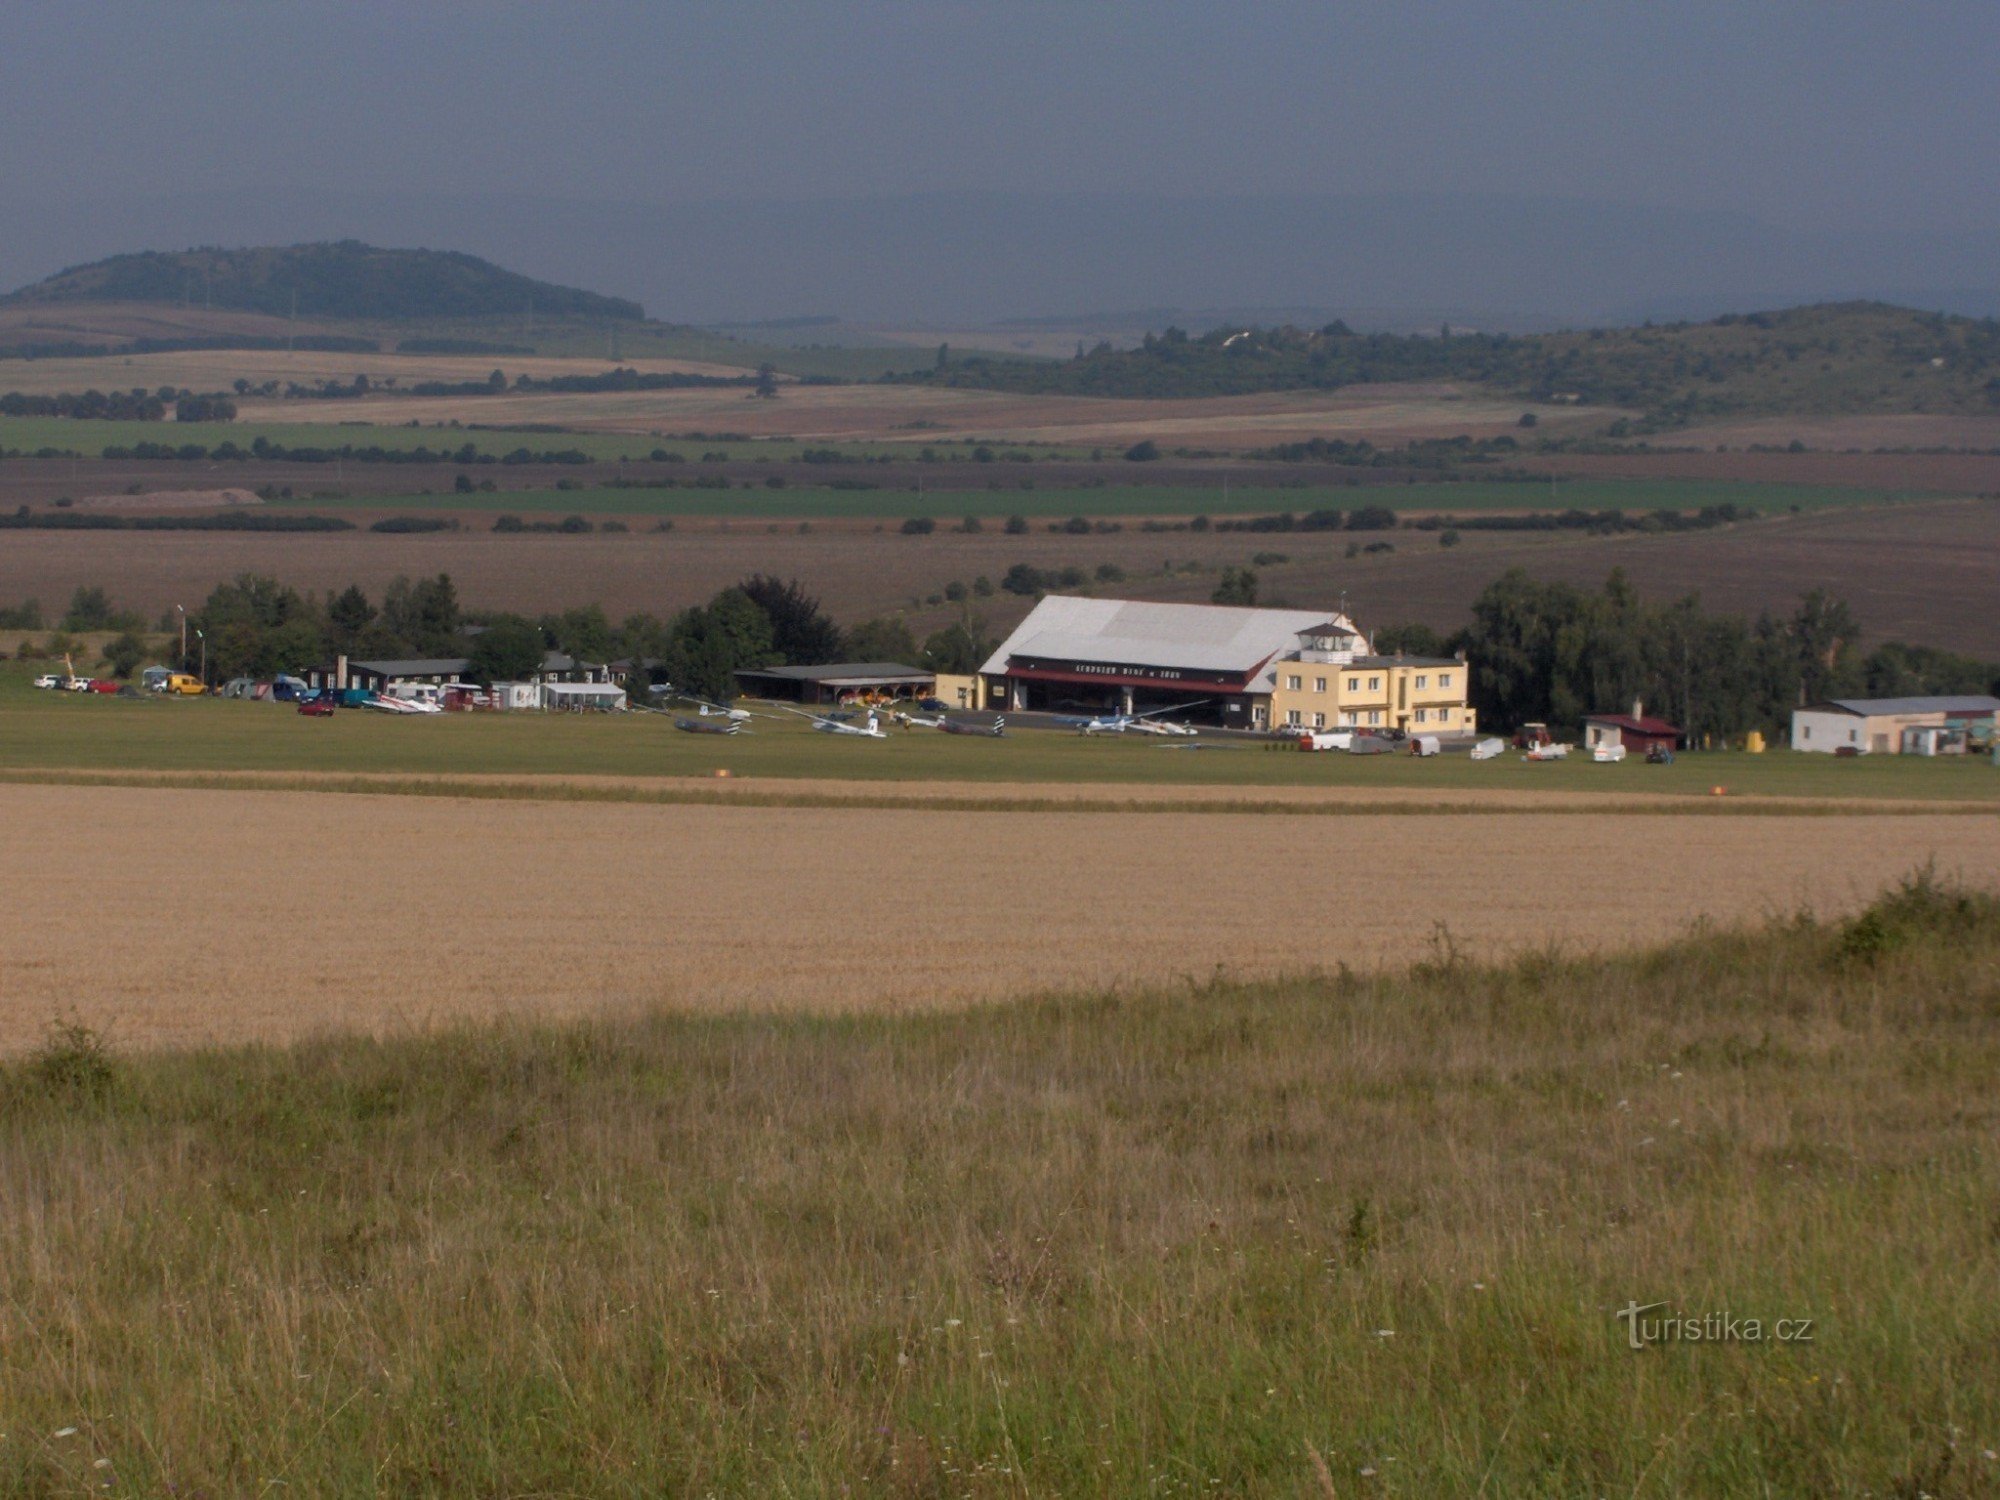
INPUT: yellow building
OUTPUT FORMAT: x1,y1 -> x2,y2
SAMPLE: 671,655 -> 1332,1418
932,672 -> 987,710
1260,621 -> 1474,735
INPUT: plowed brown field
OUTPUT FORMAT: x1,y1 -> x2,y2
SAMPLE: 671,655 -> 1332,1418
5,784 -> 1995,1053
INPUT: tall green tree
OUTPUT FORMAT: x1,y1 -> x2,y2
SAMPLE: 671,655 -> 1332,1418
465,617 -> 547,686
662,587 -> 778,701
844,616 -> 919,664
736,575 -> 842,665
922,618 -> 995,675
381,573 -> 461,654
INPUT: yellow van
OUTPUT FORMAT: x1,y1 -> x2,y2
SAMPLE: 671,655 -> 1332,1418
159,673 -> 206,696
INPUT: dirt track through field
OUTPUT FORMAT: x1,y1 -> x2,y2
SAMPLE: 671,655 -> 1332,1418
5,785 -> 1997,1053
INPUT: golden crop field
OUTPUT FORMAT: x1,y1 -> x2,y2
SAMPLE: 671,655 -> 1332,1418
6,783 -> 1996,1053
0,346 -> 755,394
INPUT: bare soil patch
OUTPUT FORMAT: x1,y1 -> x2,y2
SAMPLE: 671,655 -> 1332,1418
1184,498 -> 2000,659
3,784 -> 1995,1052
70,486 -> 263,511
1664,412 -> 2000,452
2,498 -> 1996,655
15,766 -> 1997,816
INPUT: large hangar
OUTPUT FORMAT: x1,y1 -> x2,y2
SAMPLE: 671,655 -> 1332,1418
979,596 -> 1356,730
981,595 -> 1475,733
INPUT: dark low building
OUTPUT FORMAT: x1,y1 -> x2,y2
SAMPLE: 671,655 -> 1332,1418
309,656 -> 471,693
733,661 -> 935,704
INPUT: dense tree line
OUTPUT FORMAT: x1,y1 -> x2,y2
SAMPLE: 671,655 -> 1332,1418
96,437 -> 592,464
143,572 -> 992,700
1441,570 -> 1997,740
896,303 -> 2000,421
0,389 -> 171,420
285,367 -> 756,401
0,334 -> 375,362
0,508 -> 353,532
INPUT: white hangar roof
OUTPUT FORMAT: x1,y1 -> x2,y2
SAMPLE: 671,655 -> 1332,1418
980,595 -> 1358,690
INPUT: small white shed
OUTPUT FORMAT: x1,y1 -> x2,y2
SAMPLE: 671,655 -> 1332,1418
541,681 -> 627,712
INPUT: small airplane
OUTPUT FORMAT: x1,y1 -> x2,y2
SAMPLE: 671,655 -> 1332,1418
939,715 -> 1006,738
673,716 -> 740,736
674,694 -> 755,724
782,705 -> 887,738
365,694 -> 442,715
1055,701 -> 1208,736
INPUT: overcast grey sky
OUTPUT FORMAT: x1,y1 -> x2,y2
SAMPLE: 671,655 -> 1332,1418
5,3 -> 1997,321
9,2 -> 1996,222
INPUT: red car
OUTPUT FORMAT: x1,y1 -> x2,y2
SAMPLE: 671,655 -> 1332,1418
297,696 -> 336,717
86,679 -> 121,694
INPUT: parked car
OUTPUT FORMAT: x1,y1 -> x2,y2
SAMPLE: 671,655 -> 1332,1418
31,673 -> 64,690
155,673 -> 205,696
297,695 -> 336,717
86,679 -> 121,694
918,697 -> 948,712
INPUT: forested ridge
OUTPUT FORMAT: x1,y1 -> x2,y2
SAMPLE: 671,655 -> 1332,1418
2,242 -> 643,323
908,302 -> 2000,423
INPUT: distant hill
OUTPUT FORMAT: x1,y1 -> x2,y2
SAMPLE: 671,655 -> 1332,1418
913,302 -> 2000,423
1,241 -> 644,323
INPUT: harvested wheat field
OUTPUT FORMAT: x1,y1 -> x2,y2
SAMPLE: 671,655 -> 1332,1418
5,783 -> 1997,1052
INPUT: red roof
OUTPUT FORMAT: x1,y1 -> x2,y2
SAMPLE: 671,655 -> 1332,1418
997,665 -> 1249,694
1585,714 -> 1682,735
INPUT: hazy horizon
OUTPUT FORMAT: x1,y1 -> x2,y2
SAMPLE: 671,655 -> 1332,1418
4,3 -> 1996,327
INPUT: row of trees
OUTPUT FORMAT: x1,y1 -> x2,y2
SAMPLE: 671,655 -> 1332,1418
157,571 -> 994,700
903,304 -> 2000,419
1406,570 -> 1995,740
0,388 -> 238,422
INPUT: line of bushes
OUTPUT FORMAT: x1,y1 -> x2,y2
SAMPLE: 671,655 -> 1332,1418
1211,506 -> 1399,534
0,508 -> 353,532
1402,503 -> 1754,535
97,439 -> 593,465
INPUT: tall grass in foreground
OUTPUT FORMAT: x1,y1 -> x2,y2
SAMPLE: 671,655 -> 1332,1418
1,875 -> 1996,1496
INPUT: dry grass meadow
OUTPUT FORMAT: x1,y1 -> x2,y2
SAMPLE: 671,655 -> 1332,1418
0,343 -> 755,393
1,860 -> 1996,1494
5,782 -> 1997,1053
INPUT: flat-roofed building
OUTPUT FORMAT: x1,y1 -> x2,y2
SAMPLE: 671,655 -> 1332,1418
1791,695 -> 2000,754
733,661 -> 936,705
